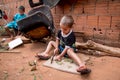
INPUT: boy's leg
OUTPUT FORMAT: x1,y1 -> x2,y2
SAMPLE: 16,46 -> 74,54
67,48 -> 91,74
67,48 -> 86,70
4,21 -> 17,39
67,48 -> 83,66
13,28 -> 19,36
38,41 -> 56,57
4,26 -> 14,39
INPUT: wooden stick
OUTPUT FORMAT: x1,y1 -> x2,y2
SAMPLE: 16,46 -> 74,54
0,51 -> 21,53
76,40 -> 120,57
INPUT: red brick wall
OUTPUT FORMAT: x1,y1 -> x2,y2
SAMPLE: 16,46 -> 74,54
52,0 -> 120,47
0,0 -> 120,47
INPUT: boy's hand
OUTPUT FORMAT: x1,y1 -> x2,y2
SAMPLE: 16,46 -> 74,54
51,48 -> 59,64
53,48 -> 62,61
54,55 -> 62,61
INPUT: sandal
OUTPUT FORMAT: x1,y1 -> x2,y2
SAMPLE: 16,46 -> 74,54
36,54 -> 50,60
77,68 -> 91,75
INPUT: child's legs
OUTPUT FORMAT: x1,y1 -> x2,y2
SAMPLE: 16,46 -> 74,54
67,48 -> 85,67
13,28 -> 19,36
4,26 -> 13,37
39,41 -> 56,56
4,22 -> 16,38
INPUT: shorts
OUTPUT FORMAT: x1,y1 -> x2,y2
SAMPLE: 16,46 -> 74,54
58,45 -> 76,57
6,21 -> 18,29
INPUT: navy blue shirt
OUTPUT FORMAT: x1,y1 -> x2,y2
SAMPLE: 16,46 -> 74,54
57,30 -> 76,48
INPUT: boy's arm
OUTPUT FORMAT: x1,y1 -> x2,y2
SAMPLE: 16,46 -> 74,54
56,30 -> 61,48
54,38 -> 60,55
56,38 -> 60,49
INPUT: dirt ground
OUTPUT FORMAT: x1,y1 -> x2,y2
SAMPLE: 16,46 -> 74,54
0,38 -> 120,80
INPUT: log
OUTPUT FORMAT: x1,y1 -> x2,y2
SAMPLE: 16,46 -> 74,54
78,49 -> 112,57
75,40 -> 120,57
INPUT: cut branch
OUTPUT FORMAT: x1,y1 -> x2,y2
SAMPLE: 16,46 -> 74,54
76,40 -> 120,57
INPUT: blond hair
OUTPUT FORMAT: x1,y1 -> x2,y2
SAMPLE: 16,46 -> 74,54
60,15 -> 74,28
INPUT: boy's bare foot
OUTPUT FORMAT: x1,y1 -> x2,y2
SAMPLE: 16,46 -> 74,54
54,55 -> 62,61
77,65 -> 87,71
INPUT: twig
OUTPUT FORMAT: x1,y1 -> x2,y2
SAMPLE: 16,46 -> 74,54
0,51 -> 21,53
51,53 -> 56,64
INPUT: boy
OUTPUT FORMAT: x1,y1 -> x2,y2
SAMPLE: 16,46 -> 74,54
37,15 -> 91,74
4,6 -> 26,39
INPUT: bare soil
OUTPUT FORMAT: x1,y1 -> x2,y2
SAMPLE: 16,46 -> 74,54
0,38 -> 120,80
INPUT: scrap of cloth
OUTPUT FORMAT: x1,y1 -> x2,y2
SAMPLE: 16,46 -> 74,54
6,13 -> 26,29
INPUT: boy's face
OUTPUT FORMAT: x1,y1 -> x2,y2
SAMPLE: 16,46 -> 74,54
60,24 -> 71,35
18,9 -> 24,14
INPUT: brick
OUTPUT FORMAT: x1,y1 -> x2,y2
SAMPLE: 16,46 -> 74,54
75,16 -> 87,30
111,16 -> 120,28
87,0 -> 97,4
76,16 -> 87,24
72,3 -> 83,15
53,14 -> 61,23
95,2 -> 109,15
12,3 -> 17,15
96,0 -> 109,3
105,29 -> 120,41
109,0 -> 120,3
93,29 -> 106,40
84,4 -> 95,15
72,15 -> 86,31
24,0 -> 30,8
53,14 -> 64,29
20,0 -> 25,7
98,16 -> 111,28
73,23 -> 83,32
72,15 -> 77,23
77,0 -> 88,4
84,28 -> 94,39
55,5 -> 64,14
63,4 -> 71,14
60,0 -> 73,14
109,2 -> 120,16
86,16 -> 98,28
51,7 -> 56,14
